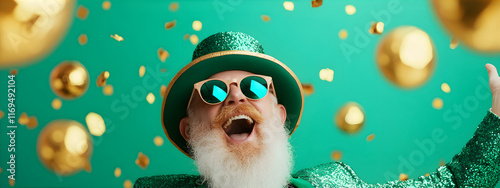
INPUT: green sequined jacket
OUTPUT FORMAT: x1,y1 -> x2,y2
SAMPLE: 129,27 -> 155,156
135,111 -> 500,188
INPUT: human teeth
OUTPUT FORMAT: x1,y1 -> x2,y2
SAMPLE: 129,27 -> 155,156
223,115 -> 254,129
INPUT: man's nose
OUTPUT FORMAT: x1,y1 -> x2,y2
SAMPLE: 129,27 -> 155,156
224,84 -> 247,105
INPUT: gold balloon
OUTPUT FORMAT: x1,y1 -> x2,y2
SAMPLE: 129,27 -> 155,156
376,26 -> 435,88
432,0 -> 500,53
0,0 -> 75,66
37,120 -> 93,176
50,61 -> 89,99
335,102 -> 365,134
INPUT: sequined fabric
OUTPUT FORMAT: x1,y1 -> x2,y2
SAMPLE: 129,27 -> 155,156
192,31 -> 265,60
134,110 -> 500,187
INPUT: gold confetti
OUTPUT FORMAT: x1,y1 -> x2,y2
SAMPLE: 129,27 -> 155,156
154,136 -> 164,146
160,85 -> 167,97
369,22 -> 384,34
331,151 -> 342,161
10,69 -> 18,75
261,15 -> 271,22
86,112 -> 106,136
147,93 -> 155,104
311,0 -> 323,8
124,179 -> 132,188
366,134 -> 375,141
135,152 -> 150,169
183,34 -> 189,40
76,5 -> 89,20
336,102 -> 365,133
165,20 -> 176,30
192,20 -> 202,31
450,38 -> 459,49
345,5 -> 356,15
190,34 -> 199,45
27,116 -> 38,129
169,2 -> 179,12
301,84 -> 314,96
139,65 -> 146,77
19,112 -> 28,125
160,68 -> 167,72
441,83 -> 451,93
102,1 -> 111,10
425,173 -> 430,177
111,34 -> 124,41
440,159 -> 446,166
158,48 -> 169,62
283,1 -> 294,11
432,97 -> 443,110
52,98 -> 62,110
339,29 -> 348,40
319,68 -> 334,82
0,167 -> 2,173
114,167 -> 121,177
399,173 -> 409,181
103,85 -> 114,95
9,179 -> 15,187
0,110 -> 4,119
78,34 -> 88,45
97,71 -> 110,87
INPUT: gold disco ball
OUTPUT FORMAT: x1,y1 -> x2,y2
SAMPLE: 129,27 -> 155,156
432,0 -> 500,53
50,61 -> 89,99
37,120 -> 93,176
0,0 -> 75,67
376,26 -> 436,88
335,102 -> 365,134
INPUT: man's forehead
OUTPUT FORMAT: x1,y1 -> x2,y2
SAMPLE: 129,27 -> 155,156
208,70 -> 256,80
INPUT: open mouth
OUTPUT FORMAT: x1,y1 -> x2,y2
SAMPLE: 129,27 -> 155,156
222,114 -> 255,141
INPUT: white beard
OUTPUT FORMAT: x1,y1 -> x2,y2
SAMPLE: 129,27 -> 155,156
187,106 -> 293,188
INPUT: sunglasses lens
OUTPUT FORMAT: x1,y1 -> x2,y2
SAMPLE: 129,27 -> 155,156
241,76 -> 268,100
200,80 -> 228,104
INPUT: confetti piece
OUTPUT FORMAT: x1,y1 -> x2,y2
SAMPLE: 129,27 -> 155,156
103,85 -> 114,95
261,15 -> 270,22
135,152 -> 150,169
52,98 -> 62,110
27,116 -> 38,129
345,5 -> 356,15
96,71 -> 110,87
169,2 -> 179,12
102,1 -> 111,10
154,136 -> 164,146
86,112 -> 106,136
9,179 -> 15,187
399,173 -> 408,181
183,34 -> 189,40
301,84 -> 314,96
19,112 -> 28,125
158,48 -> 169,62
160,68 -> 166,72
283,1 -> 294,11
147,93 -> 155,104
339,29 -> 348,40
139,65 -> 145,77
78,34 -> 88,45
366,134 -> 375,141
0,110 -> 4,119
165,20 -> 176,30
425,173 -> 430,177
10,69 -> 18,75
450,38 -> 459,49
311,0 -> 323,8
114,167 -> 121,177
0,167 -> 2,173
124,179 -> 132,188
192,20 -> 202,31
369,22 -> 384,34
432,97 -> 443,110
440,159 -> 445,166
319,68 -> 334,82
331,150 -> 342,161
111,34 -> 123,41
160,85 -> 167,97
190,34 -> 199,45
441,83 -> 451,93
76,5 -> 89,20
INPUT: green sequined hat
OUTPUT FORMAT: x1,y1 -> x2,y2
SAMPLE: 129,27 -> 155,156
161,31 -> 304,157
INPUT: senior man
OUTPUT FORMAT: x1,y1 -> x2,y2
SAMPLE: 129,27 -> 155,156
135,32 -> 500,188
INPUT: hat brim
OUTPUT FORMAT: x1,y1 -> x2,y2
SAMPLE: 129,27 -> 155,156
161,50 -> 304,157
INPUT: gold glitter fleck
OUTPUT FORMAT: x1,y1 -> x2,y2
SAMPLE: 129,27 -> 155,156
283,1 -> 294,11
440,159 -> 446,166
97,71 -> 110,87
450,38 -> 459,49
192,20 -> 202,31
52,98 -> 62,110
78,34 -> 88,45
111,34 -> 124,41
369,22 -> 384,34
19,112 -> 28,125
114,167 -> 121,177
366,134 -> 375,141
345,5 -> 356,15
183,34 -> 189,40
339,29 -> 348,40
311,0 -> 323,8
331,150 -> 342,161
103,85 -> 114,95
139,65 -> 146,77
432,97 -> 443,110
160,68 -> 167,72
425,173 -> 430,177
319,68 -> 334,82
102,1 -> 111,10
0,110 -> 4,119
158,48 -> 169,62
165,20 -> 176,30
190,34 -> 199,45
301,84 -> 314,96
169,2 -> 179,12
154,136 -> 164,146
160,85 -> 167,97
441,83 -> 451,93
0,167 -> 2,173
9,179 -> 15,187
135,152 -> 150,169
399,173 -> 409,181
10,69 -> 18,75
146,93 -> 155,104
76,5 -> 89,20
124,179 -> 132,188
27,116 -> 38,129
261,15 -> 270,22
86,112 -> 106,136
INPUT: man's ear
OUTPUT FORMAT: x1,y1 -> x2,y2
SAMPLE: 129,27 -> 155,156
179,117 -> 190,141
277,104 -> 287,124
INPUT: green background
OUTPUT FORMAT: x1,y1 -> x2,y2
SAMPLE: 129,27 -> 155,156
1,0 -> 500,187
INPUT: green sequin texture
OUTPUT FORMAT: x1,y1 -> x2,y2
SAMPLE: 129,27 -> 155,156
134,111 -> 500,187
192,31 -> 265,60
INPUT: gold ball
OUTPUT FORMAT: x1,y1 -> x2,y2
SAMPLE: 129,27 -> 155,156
37,120 -> 93,176
335,102 -> 365,134
0,0 -> 75,66
432,0 -> 500,53
50,61 -> 89,99
376,26 -> 435,88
